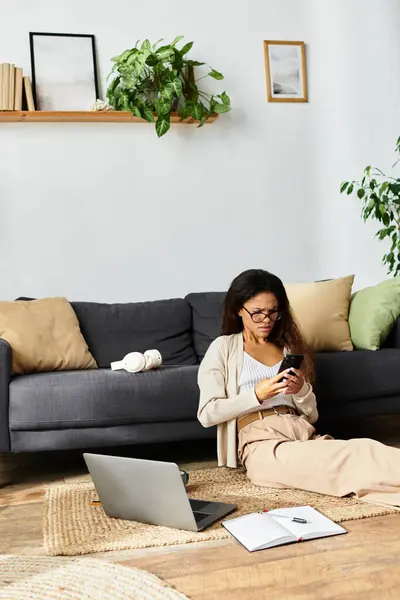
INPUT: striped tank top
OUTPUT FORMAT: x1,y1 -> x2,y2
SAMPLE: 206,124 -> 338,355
238,352 -> 296,416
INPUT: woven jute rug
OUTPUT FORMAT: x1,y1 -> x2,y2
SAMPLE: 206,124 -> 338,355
44,467 -> 397,556
0,555 -> 189,599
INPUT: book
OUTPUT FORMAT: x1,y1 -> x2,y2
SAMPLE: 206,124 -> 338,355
14,67 -> 23,110
23,76 -> 35,111
8,64 -> 15,110
222,506 -> 346,552
2,63 -> 10,111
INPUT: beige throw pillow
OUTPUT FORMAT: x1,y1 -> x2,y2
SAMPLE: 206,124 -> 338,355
285,275 -> 354,352
0,297 -> 98,374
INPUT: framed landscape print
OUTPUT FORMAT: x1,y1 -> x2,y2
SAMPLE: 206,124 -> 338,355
29,32 -> 100,110
263,41 -> 308,103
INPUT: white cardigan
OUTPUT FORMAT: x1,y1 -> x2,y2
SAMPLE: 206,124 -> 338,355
197,333 -> 318,468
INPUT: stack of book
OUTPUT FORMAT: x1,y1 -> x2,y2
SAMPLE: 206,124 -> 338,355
0,63 -> 35,111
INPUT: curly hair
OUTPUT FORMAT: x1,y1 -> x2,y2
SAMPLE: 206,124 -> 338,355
221,269 -> 315,384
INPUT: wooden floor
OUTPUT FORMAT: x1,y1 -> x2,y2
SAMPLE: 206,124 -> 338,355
2,425 -> 400,599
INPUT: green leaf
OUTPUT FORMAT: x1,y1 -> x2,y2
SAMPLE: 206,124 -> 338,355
172,48 -> 183,70
146,54 -> 159,66
209,68 -> 224,80
185,60 -> 205,67
346,184 -> 354,195
179,105 -> 190,120
379,181 -> 389,197
389,182 -> 400,196
219,91 -> 230,106
168,78 -> 182,97
340,181 -> 349,193
152,38 -> 164,50
156,117 -> 170,137
213,103 -> 231,114
382,213 -> 390,226
171,35 -> 184,47
127,50 -> 139,65
191,104 -> 204,120
143,107 -> 155,123
156,100 -> 171,116
357,188 -> 366,199
141,39 -> 150,50
364,166 -> 372,176
131,106 -> 142,119
180,41 -> 193,56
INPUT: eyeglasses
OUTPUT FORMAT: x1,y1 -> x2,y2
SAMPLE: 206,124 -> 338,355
242,306 -> 282,323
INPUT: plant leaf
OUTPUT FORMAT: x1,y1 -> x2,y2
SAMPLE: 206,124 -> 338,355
179,105 -> 190,120
131,106 -> 142,119
209,69 -> 224,80
168,78 -> 182,97
357,188 -> 366,199
191,104 -> 204,120
185,60 -> 205,67
146,54 -> 159,66
347,183 -> 354,195
141,39 -> 150,50
219,91 -> 230,106
340,181 -> 349,193
143,107 -> 155,123
171,35 -> 184,47
213,103 -> 231,114
180,41 -> 193,56
156,117 -> 170,137
152,38 -> 164,50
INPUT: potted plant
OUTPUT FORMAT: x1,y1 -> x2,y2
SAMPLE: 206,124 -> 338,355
340,137 -> 400,276
106,36 -> 231,137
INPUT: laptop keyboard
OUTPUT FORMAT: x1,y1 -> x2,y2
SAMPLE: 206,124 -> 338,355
193,512 -> 207,524
189,499 -> 210,512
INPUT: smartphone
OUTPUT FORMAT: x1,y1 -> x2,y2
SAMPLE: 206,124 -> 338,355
277,354 -> 304,382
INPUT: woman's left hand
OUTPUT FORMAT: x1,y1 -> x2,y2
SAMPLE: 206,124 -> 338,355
284,368 -> 304,395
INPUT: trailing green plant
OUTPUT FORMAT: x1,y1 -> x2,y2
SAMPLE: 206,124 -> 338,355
340,137 -> 400,276
106,36 -> 231,137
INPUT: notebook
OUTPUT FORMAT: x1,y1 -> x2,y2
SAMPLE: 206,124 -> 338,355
222,506 -> 346,552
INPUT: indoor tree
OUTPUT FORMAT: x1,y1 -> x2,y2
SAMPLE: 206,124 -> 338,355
340,136 -> 400,276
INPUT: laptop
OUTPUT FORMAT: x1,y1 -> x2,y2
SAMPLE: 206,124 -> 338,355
83,453 -> 237,532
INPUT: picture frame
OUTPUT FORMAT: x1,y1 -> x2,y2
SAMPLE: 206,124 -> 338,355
29,32 -> 100,111
263,41 -> 308,103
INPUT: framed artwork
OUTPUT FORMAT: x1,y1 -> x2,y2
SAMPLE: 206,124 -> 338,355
263,41 -> 308,103
29,32 -> 100,110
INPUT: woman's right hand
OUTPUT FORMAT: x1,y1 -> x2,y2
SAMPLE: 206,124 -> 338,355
254,370 -> 291,403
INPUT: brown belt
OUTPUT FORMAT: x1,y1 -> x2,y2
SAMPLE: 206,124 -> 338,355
237,405 -> 297,432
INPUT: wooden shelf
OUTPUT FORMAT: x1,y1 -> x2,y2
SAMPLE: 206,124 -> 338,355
0,110 -> 218,124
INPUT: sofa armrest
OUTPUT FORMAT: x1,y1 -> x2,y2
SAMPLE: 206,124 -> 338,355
384,317 -> 400,349
0,339 -> 11,452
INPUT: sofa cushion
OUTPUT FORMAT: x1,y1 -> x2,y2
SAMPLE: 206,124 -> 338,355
314,348 -> 400,404
0,297 -> 97,374
71,299 -> 197,368
185,292 -> 226,361
285,275 -> 354,352
349,278 -> 400,350
9,366 -> 200,430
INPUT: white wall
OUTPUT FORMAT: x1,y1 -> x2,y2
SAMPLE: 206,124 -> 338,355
1,0 -> 399,301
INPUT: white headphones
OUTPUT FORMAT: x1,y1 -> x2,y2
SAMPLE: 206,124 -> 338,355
111,349 -> 162,373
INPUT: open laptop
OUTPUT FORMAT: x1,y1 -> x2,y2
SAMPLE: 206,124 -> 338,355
83,453 -> 236,532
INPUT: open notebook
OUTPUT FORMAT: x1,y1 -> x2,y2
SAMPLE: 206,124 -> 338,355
222,506 -> 346,552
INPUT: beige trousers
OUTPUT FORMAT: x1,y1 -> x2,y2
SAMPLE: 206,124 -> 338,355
238,414 -> 400,507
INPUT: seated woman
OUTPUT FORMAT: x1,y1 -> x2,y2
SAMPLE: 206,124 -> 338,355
197,269 -> 400,507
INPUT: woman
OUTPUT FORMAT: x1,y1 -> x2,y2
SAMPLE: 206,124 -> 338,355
198,269 -> 400,507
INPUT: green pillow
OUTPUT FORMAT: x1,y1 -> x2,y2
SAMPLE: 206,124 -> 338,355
349,278 -> 400,350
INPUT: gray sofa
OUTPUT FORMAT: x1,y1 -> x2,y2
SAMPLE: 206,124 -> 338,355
1,293 -> 400,454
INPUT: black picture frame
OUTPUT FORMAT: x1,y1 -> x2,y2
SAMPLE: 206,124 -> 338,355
29,32 -> 100,111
